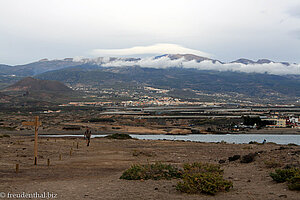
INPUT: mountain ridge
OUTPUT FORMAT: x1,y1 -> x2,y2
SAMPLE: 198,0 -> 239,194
0,54 -> 298,77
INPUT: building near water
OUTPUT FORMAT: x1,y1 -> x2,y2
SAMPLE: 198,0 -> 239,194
263,118 -> 286,128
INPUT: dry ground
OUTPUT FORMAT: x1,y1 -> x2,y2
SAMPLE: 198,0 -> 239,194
0,135 -> 299,200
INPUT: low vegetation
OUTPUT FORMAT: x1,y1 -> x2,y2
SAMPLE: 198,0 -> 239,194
240,152 -> 257,163
264,159 -> 282,168
132,150 -> 154,157
270,168 -> 300,190
228,155 -> 241,162
121,162 -> 233,195
287,143 -> 298,146
120,163 -> 182,180
85,118 -> 115,123
176,163 -> 233,195
0,126 -> 16,131
0,134 -> 10,138
105,133 -> 132,140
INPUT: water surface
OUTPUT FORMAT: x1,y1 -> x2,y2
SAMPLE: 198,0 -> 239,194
41,134 -> 300,145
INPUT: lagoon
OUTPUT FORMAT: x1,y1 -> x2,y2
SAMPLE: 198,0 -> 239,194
41,134 -> 300,145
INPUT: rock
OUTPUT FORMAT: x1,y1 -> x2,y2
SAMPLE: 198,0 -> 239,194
278,194 -> 287,198
219,159 -> 226,164
278,147 -> 287,150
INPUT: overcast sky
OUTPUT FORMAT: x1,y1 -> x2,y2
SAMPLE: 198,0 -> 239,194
0,0 -> 300,65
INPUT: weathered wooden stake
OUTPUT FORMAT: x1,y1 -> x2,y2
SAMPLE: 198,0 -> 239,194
76,142 -> 79,149
22,116 -> 41,165
70,149 -> 72,156
16,164 -> 19,173
59,154 -> 62,160
47,159 -> 50,166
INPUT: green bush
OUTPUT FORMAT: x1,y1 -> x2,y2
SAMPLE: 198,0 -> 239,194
270,168 -> 300,183
120,163 -> 182,180
0,134 -> 10,138
176,162 -> 232,195
183,162 -> 223,175
288,175 -> 300,190
176,173 -> 233,195
105,133 -> 132,140
264,159 -> 282,168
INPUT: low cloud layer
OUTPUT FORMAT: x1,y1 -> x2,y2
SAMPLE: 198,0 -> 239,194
100,56 -> 300,75
91,44 -> 213,58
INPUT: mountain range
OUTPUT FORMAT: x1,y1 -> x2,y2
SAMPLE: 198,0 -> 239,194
1,54 -> 300,104
0,54 -> 298,77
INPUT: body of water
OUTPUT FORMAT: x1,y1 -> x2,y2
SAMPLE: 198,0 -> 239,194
40,134 -> 300,145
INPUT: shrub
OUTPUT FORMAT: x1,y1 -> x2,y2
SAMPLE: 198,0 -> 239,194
241,153 -> 257,163
0,134 -> 10,138
228,155 -> 241,162
288,143 -> 298,146
132,150 -> 154,157
176,172 -> 233,195
249,141 -> 259,144
264,159 -> 282,168
183,163 -> 223,175
288,175 -> 300,190
0,126 -> 15,131
120,163 -> 182,180
105,133 -> 132,140
270,168 -> 300,183
176,162 -> 232,195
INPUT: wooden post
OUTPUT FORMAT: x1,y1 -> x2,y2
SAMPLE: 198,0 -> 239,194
47,159 -> 50,166
34,116 -> 38,165
77,142 -> 79,149
16,164 -> 19,173
22,116 -> 41,165
70,148 -> 72,156
59,154 -> 62,160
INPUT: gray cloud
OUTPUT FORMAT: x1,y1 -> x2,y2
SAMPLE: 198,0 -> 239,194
290,29 -> 300,40
287,5 -> 300,18
1,0 -> 300,64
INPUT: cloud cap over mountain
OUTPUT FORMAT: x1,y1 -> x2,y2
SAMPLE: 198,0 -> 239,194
91,44 -> 213,58
100,55 -> 300,75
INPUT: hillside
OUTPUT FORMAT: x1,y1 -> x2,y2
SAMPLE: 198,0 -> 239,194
36,65 -> 300,100
3,77 -> 73,92
0,77 -> 75,106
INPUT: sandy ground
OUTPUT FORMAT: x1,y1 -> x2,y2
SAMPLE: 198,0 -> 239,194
0,135 -> 299,200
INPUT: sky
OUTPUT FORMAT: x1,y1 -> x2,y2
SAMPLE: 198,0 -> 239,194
0,0 -> 300,65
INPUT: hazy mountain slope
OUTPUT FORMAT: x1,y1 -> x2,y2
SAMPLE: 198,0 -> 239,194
36,65 -> 300,98
3,77 -> 73,92
0,77 -> 76,106
0,59 -> 83,76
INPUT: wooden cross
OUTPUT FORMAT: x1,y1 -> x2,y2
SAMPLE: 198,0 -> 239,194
22,116 -> 42,165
